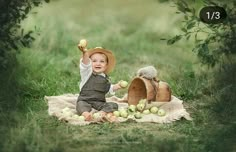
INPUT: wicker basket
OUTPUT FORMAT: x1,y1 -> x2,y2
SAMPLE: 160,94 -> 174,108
127,77 -> 171,105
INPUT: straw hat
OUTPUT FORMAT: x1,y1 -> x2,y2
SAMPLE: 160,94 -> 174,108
87,47 -> 116,74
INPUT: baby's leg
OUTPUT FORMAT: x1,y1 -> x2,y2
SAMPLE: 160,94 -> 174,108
90,101 -> 119,122
100,102 -> 119,122
76,101 -> 92,121
100,102 -> 118,113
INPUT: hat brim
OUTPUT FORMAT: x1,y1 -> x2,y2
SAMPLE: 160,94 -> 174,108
87,47 -> 116,74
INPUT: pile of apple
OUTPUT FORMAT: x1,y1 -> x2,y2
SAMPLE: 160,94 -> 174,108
61,107 -> 115,122
61,107 -> 86,121
113,99 -> 166,119
61,99 -> 166,122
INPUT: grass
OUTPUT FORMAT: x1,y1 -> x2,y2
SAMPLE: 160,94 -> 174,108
1,0 -> 236,152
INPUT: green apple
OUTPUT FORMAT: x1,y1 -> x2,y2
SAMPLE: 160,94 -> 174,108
127,114 -> 134,119
72,114 -> 80,119
79,39 -> 87,47
142,109 -> 150,114
119,108 -> 127,113
119,80 -> 128,88
120,111 -> 128,118
136,103 -> 145,111
78,115 -> 85,121
113,111 -> 120,117
157,109 -> 166,116
138,99 -> 147,104
93,112 -> 101,119
62,107 -> 70,113
128,105 -> 136,113
150,106 -> 159,114
134,112 -> 142,119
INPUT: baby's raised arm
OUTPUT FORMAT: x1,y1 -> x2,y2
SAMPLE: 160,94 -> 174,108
78,40 -> 90,65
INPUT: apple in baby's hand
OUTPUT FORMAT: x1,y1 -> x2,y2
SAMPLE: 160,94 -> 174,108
113,111 -> 120,117
79,39 -> 87,48
150,106 -> 159,114
157,109 -> 166,116
119,80 -> 128,88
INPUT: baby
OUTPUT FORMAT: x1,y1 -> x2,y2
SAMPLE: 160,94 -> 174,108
76,43 -> 123,122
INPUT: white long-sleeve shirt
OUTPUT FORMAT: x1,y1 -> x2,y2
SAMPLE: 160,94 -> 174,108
79,58 -> 115,95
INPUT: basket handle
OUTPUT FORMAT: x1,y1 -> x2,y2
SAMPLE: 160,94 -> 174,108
150,78 -> 159,102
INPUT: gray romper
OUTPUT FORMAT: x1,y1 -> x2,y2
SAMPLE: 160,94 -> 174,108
76,73 -> 118,114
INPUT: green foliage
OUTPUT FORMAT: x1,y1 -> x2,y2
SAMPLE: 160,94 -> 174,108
0,0 -> 50,111
168,66 -> 211,101
0,0 -> 50,69
167,0 -> 236,67
0,0 -> 50,150
167,1 -> 236,150
168,0 -> 236,117
210,62 -> 236,122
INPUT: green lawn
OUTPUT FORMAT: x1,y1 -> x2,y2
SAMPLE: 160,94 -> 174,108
1,0 -> 235,152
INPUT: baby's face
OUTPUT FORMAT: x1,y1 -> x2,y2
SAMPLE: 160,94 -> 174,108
90,53 -> 108,74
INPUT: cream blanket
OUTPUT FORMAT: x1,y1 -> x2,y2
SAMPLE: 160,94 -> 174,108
44,94 -> 192,125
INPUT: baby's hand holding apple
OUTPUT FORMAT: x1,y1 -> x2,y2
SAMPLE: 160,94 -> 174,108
78,39 -> 88,52
79,39 -> 87,47
119,80 -> 128,88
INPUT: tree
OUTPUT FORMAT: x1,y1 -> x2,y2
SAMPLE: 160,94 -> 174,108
167,1 -> 236,151
167,0 -> 236,67
0,0 -> 50,113
0,0 -> 49,70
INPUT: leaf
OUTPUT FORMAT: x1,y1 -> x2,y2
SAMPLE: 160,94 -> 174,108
194,33 -> 198,41
186,34 -> 191,40
185,7 -> 191,13
176,0 -> 191,13
167,35 -> 182,45
175,35 -> 182,41
25,6 -> 30,14
184,15 -> 188,20
20,40 -> 26,47
186,21 -> 195,29
167,39 -> 176,45
181,27 -> 187,32
33,2 -> 41,6
160,38 -> 166,40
